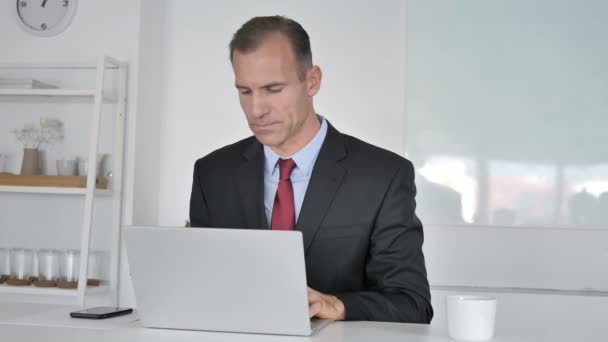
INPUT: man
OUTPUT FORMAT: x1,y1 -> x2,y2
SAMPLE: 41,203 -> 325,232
190,15 -> 433,323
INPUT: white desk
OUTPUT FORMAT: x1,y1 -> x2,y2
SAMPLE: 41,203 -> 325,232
1,290 -> 607,342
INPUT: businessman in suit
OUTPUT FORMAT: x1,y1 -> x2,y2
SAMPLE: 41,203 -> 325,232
190,16 -> 433,323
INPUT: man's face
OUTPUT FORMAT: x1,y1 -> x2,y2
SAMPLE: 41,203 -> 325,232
232,34 -> 316,153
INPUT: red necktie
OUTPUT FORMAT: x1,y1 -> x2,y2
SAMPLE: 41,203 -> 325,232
271,158 -> 296,230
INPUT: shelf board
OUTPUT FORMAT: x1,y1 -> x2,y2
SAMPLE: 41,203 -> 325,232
0,186 -> 111,196
0,61 -> 121,69
0,88 -> 96,96
0,89 -> 118,102
0,283 -> 108,296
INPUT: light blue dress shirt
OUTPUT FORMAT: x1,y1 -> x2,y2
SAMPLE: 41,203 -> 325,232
263,115 -> 328,226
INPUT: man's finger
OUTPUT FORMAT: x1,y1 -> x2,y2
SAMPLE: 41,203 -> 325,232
307,290 -> 322,303
309,302 -> 321,318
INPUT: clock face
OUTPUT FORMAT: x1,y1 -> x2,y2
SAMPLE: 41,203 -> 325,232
15,0 -> 78,36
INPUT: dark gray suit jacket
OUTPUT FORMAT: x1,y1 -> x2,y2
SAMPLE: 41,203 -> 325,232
189,122 -> 433,323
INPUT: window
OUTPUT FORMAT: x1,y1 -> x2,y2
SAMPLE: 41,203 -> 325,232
406,0 -> 608,291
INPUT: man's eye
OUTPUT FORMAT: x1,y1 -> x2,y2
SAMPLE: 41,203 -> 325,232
268,87 -> 283,93
240,90 -> 251,95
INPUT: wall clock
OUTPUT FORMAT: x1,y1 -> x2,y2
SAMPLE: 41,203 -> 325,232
15,0 -> 78,37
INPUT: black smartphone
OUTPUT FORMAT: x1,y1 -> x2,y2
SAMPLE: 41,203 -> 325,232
70,307 -> 133,319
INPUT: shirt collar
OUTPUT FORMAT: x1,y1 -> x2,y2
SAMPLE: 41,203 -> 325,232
263,115 -> 328,176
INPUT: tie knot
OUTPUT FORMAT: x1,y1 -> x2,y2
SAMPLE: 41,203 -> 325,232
277,158 -> 296,181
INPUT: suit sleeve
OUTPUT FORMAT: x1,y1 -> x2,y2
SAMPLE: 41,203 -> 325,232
335,160 -> 434,323
189,160 -> 211,227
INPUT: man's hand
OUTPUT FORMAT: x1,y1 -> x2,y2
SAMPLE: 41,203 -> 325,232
307,287 -> 345,321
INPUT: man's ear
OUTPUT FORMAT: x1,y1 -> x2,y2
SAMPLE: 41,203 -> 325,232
306,66 -> 322,97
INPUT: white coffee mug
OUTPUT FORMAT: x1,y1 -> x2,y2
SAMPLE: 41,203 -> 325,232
446,295 -> 497,341
57,159 -> 78,176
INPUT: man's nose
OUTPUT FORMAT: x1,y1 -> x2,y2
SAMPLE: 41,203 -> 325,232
250,93 -> 270,118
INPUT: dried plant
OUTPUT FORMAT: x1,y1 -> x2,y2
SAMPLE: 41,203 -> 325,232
12,118 -> 64,149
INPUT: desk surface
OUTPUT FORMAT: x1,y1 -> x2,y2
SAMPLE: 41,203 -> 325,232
1,290 -> 607,342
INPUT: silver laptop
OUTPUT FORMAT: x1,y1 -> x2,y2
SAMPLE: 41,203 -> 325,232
123,226 -> 331,336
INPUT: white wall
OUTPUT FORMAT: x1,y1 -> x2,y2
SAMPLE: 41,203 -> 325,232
131,0 -> 163,226
0,1 -> 139,61
424,225 -> 608,291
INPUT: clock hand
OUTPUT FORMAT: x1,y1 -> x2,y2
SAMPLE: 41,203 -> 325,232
41,0 -> 48,7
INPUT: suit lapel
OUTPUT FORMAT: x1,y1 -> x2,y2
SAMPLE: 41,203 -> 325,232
297,123 -> 347,254
237,138 -> 268,229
